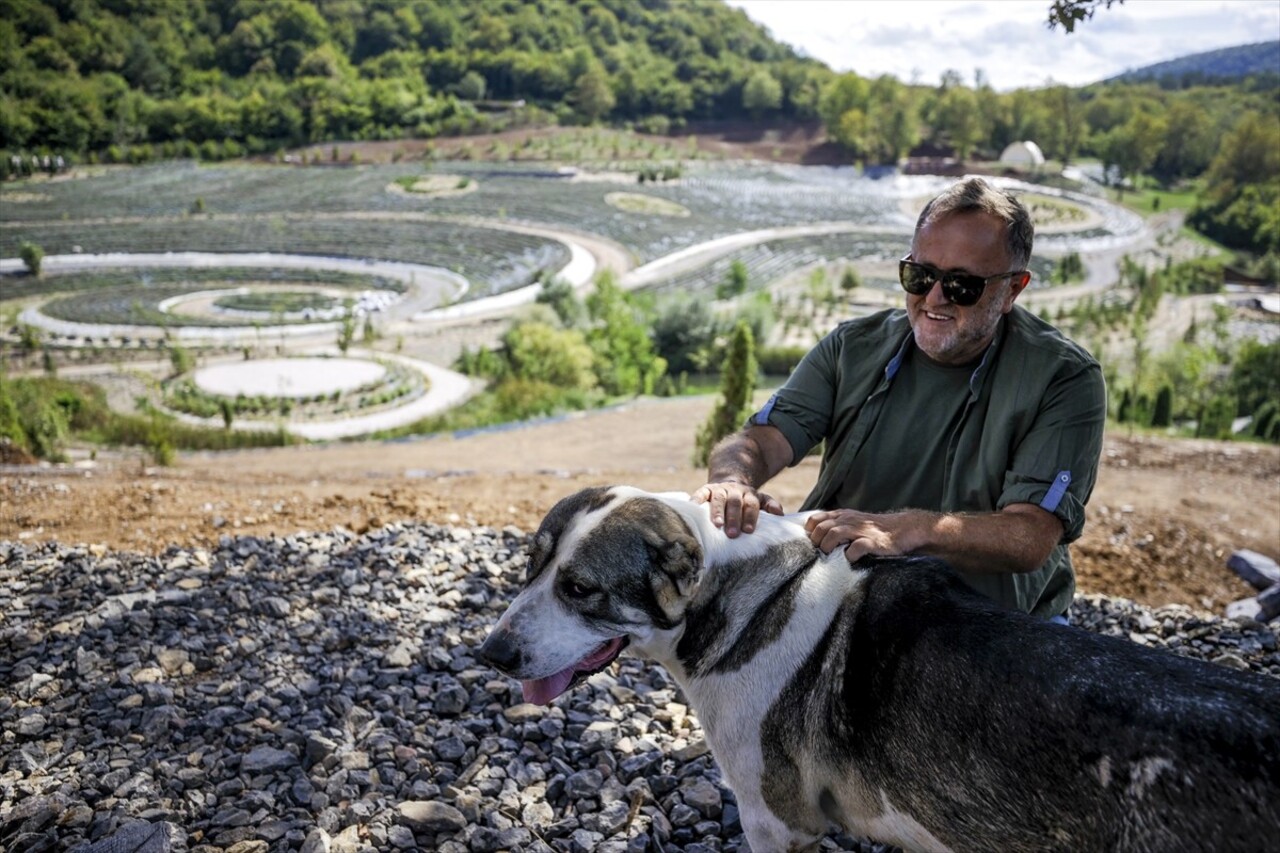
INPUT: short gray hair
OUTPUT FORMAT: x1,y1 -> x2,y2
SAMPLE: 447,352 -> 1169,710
915,178 -> 1034,270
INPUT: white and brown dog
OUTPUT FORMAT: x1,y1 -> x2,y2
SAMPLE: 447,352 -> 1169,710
479,486 -> 1280,852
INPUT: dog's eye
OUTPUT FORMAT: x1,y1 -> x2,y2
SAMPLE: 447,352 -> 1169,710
562,579 -> 595,599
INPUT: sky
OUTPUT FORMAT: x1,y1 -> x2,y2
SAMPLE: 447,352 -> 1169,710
725,0 -> 1280,91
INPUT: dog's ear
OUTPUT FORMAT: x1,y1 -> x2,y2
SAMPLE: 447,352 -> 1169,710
527,529 -> 555,582
646,530 -> 703,622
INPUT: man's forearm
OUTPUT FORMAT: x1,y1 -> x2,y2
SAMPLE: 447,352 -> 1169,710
808,504 -> 1064,574
706,432 -> 773,487
893,506 -> 1062,574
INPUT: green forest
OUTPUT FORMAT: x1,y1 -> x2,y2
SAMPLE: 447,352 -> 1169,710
3,0 -> 1278,258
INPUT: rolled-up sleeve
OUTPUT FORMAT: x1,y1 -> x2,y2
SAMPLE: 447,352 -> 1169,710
997,361 -> 1107,542
748,332 -> 839,466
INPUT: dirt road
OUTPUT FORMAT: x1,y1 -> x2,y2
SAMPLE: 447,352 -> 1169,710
3,394 -> 1277,614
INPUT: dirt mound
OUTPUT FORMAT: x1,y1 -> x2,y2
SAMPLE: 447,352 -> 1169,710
1,396 -> 1276,615
0,441 -> 36,466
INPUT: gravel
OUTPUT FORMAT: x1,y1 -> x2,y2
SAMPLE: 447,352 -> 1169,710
2,525 -> 1278,852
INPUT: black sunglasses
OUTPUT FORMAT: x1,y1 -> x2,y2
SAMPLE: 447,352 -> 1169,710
898,257 -> 1027,307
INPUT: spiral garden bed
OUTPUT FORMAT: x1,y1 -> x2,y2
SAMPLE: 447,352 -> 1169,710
164,356 -> 427,423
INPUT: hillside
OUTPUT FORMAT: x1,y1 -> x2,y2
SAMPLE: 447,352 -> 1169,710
1105,40 -> 1280,87
0,0 -> 823,155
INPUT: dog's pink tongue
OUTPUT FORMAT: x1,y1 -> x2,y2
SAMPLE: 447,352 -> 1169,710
522,668 -> 575,705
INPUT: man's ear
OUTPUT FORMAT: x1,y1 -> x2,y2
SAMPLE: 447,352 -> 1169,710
1003,270 -> 1032,311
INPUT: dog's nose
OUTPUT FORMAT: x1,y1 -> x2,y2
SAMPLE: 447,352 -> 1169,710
478,630 -> 523,673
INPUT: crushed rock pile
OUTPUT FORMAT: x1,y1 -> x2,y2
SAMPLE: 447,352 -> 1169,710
2,525 -> 1278,852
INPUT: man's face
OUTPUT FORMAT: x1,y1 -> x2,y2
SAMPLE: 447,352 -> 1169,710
907,211 -> 1028,366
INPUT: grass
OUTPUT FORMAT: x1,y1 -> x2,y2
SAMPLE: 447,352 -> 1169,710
1107,178 -> 1201,218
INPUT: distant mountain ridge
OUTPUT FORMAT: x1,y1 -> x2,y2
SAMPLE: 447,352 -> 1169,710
1104,41 -> 1279,86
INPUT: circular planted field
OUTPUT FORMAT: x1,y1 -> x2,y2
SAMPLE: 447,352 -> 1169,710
213,290 -> 337,314
389,174 -> 479,197
33,267 -> 404,328
193,358 -> 386,398
604,192 -> 691,217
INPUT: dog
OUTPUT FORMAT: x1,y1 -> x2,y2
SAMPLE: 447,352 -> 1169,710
479,486 -> 1280,852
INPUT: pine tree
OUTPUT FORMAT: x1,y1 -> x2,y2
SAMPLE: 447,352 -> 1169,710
1151,385 -> 1173,428
694,321 -> 756,467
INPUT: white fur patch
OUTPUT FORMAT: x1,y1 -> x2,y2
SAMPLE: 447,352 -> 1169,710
860,789 -> 956,853
1126,756 -> 1176,799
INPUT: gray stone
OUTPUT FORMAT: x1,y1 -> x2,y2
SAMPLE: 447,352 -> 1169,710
397,800 -> 467,833
299,828 -> 332,853
681,777 -> 723,819
1260,583 -> 1280,621
565,768 -> 604,799
1227,550 -> 1280,591
241,745 -> 297,773
78,821 -> 176,853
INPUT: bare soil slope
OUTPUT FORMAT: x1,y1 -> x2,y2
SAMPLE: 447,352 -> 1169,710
3,395 -> 1277,614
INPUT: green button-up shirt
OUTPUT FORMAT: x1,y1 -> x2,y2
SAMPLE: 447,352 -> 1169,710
752,306 -> 1107,618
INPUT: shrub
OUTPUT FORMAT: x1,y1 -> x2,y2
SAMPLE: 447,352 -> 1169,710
19,241 -> 43,277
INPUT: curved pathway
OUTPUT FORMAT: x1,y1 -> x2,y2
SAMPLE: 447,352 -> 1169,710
1,191 -> 1155,440
167,348 -> 481,441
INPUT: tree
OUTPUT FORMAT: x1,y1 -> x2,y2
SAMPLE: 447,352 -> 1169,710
742,69 -> 782,117
1047,0 -> 1125,33
1096,112 -> 1165,193
839,267 -> 861,294
929,85 -> 980,160
694,321 -> 756,467
19,242 -> 43,277
717,260 -> 749,300
1151,385 -> 1173,428
535,277 -> 586,328
818,73 -> 870,154
168,344 -> 193,378
337,308 -> 355,353
571,63 -> 615,123
1152,100 -> 1213,185
502,321 -> 597,390
454,70 -> 486,101
1230,340 -> 1280,417
585,273 -> 666,396
864,78 -> 918,164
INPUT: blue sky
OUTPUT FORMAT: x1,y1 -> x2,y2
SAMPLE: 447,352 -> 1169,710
725,0 -> 1280,91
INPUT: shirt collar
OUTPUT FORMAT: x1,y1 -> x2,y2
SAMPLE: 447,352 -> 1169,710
886,316 -> 1007,399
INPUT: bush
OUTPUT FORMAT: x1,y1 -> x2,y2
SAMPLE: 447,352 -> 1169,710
502,321 -> 597,390
757,345 -> 807,376
1251,400 -> 1278,441
19,241 -> 43,277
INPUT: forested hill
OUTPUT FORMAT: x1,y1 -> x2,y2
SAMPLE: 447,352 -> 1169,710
1105,40 -> 1280,88
0,0 -> 827,156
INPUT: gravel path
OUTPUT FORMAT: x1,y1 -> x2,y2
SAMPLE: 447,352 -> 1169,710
2,527 -> 1277,852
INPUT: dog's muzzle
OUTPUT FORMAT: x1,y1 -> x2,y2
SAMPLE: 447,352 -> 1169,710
478,629 -> 523,674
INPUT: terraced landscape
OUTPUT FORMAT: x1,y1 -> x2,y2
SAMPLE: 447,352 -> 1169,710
0,156 -> 1176,445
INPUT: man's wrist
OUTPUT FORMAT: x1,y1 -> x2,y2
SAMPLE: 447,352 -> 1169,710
707,473 -> 754,488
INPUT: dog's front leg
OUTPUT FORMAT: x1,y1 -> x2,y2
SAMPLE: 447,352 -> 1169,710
737,793 -> 823,853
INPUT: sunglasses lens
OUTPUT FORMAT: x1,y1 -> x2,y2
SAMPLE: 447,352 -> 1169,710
943,279 -> 983,306
899,261 -> 935,295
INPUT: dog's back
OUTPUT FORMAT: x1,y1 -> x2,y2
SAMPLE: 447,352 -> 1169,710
762,556 -> 1280,851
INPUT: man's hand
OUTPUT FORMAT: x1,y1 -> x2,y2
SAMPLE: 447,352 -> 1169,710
692,482 -> 784,538
804,504 -> 1063,572
804,509 -> 913,562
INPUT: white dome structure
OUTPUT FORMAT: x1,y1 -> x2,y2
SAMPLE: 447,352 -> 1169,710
999,140 -> 1046,167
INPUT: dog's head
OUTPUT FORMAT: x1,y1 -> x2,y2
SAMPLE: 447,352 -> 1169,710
478,486 -> 704,704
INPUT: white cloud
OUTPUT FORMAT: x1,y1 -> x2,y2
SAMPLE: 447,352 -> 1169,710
727,0 -> 1280,90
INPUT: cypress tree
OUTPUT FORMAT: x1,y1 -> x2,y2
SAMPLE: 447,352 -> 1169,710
1151,385 -> 1173,427
694,321 -> 756,467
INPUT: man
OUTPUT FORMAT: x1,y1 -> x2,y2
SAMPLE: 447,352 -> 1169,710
694,177 -> 1106,620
